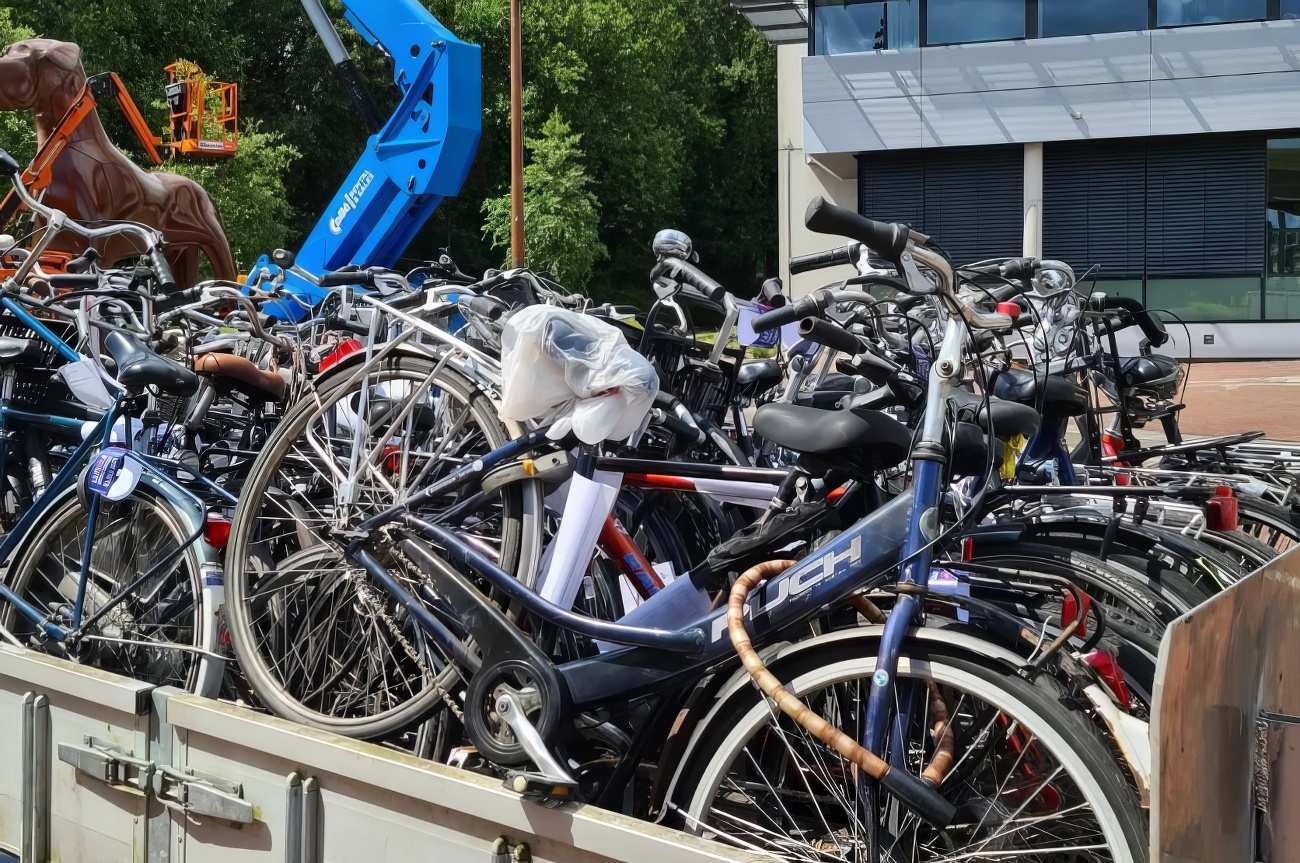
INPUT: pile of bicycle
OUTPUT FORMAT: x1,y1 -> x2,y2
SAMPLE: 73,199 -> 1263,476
1,143 -> 1297,861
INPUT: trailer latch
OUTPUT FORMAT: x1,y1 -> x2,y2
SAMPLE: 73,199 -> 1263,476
57,736 -> 152,794
57,735 -> 253,824
154,763 -> 254,824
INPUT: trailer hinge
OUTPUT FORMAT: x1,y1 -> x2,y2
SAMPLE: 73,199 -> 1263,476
58,735 -> 253,824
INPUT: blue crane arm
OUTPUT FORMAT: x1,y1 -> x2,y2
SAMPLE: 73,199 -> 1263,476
254,0 -> 481,311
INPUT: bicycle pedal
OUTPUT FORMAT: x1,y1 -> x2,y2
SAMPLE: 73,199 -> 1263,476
504,770 -> 578,803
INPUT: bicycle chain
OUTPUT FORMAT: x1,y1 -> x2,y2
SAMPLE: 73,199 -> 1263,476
353,566 -> 465,721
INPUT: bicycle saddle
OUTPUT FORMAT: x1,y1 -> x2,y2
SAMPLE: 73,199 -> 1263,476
194,353 -> 286,402
795,372 -> 858,410
947,389 -> 1040,438
1117,354 -> 1180,390
0,336 -> 44,366
990,369 -> 1088,418
103,331 -> 199,396
754,402 -> 911,470
735,359 -> 782,395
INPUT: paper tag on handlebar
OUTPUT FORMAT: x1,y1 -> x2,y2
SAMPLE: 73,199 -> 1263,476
85,445 -> 143,501
735,300 -> 797,349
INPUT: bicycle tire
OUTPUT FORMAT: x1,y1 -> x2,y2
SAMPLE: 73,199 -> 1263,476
1,487 -> 216,694
673,639 -> 1147,861
224,352 -> 544,737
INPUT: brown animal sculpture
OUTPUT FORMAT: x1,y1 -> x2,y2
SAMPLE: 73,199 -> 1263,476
0,38 -> 237,286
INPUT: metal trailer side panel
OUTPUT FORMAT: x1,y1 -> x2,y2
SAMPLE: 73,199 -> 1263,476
0,645 -> 153,863
0,644 -> 763,863
162,692 -> 762,863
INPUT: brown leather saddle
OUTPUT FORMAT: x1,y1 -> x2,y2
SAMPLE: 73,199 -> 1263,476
194,353 -> 286,403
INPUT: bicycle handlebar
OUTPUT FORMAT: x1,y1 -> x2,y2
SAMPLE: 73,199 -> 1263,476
789,243 -> 858,275
804,196 -> 910,263
1093,294 -> 1169,347
798,316 -> 861,355
318,268 -> 377,288
651,257 -> 726,304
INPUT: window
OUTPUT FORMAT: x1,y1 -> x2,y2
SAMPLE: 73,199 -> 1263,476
859,146 -> 1023,264
814,0 -> 918,54
1285,0 -> 1300,19
1156,0 -> 1268,27
1039,0 -> 1150,37
926,0 -> 1024,45
1147,277 -> 1262,320
1267,139 -> 1300,318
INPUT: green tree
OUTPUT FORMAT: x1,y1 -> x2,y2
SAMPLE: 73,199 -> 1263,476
0,9 -> 37,164
4,0 -> 778,300
156,125 -> 299,272
482,110 -> 604,287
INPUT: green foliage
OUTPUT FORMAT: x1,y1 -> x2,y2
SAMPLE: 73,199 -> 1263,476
2,0 -> 777,301
156,126 -> 298,271
0,9 -> 36,164
482,110 -> 605,288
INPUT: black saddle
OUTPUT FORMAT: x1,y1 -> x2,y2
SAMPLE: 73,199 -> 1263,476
0,336 -> 44,366
991,369 -> 1089,418
103,332 -> 199,396
950,421 -> 1004,477
794,372 -> 857,410
948,389 -> 1040,438
735,359 -> 782,397
754,402 -> 912,471
1117,354 -> 1180,390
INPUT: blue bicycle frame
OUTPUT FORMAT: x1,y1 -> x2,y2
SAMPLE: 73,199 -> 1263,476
0,298 -> 213,644
352,314 -> 977,797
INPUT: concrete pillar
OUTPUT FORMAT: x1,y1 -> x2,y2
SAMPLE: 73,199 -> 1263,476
776,43 -> 859,297
1023,142 -> 1044,257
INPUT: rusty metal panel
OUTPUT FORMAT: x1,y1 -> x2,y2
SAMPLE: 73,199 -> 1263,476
1152,554 -> 1300,862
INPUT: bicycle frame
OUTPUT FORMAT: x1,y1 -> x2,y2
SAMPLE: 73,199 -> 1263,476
0,298 -> 213,645
346,312 -> 975,820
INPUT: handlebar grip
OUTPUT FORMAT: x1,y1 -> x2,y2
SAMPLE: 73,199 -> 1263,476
47,273 -> 100,290
149,246 -> 177,292
462,294 -> 506,322
804,197 -> 909,262
324,314 -> 371,337
798,317 -> 860,355
752,300 -> 806,332
789,244 -> 856,275
318,268 -> 376,289
652,257 -> 726,304
153,286 -> 204,314
998,257 -> 1037,281
0,149 -> 19,179
1099,295 -> 1169,347
654,408 -> 706,445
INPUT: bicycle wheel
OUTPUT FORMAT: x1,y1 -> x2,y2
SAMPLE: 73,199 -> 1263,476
1,489 -> 211,692
673,640 -> 1146,861
224,352 -> 544,737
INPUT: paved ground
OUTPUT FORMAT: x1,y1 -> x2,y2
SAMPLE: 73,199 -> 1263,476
1177,361 -> 1300,439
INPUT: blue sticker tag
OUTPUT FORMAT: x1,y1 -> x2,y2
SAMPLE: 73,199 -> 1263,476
86,446 -> 128,497
911,344 -> 932,379
85,446 -> 144,501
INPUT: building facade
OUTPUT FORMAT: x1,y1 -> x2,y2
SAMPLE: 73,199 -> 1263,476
734,0 -> 1300,358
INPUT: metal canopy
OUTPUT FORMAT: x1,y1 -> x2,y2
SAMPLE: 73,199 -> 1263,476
730,0 -> 808,44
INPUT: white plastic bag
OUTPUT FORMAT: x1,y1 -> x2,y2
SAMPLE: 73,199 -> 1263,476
500,306 -> 659,443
